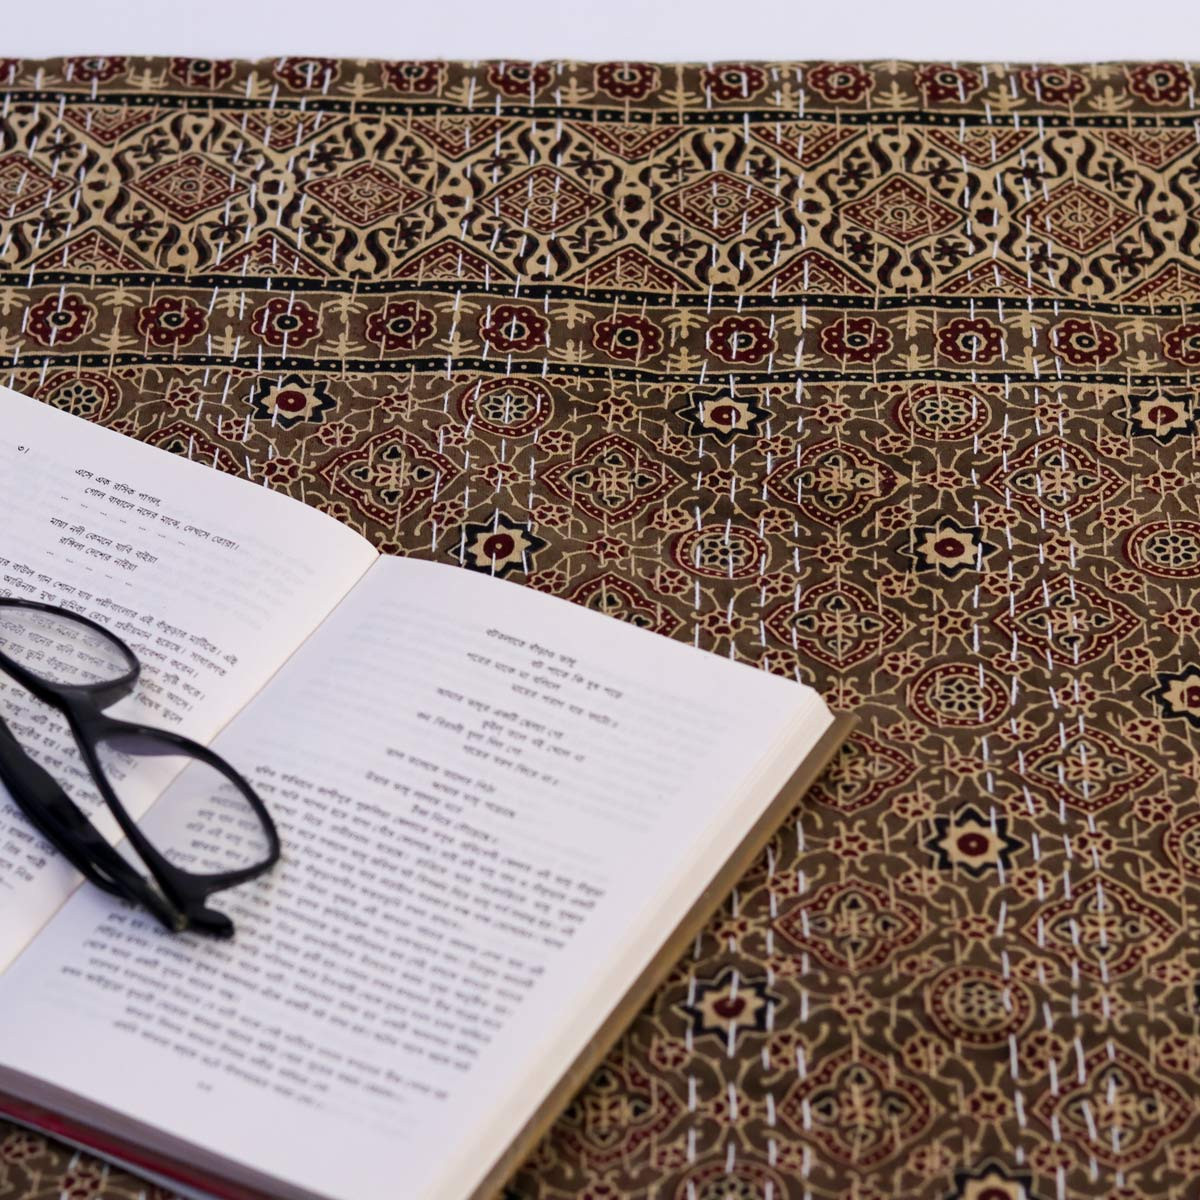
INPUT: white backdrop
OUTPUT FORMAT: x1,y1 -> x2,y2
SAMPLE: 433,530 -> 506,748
3,0 -> 1199,63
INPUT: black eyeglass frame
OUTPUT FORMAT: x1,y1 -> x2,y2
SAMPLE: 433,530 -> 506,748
0,597 -> 280,937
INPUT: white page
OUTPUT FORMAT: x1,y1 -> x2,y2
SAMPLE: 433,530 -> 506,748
0,387 -> 378,966
0,557 -> 831,1200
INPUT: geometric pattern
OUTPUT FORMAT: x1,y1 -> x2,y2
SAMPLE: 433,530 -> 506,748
661,171 -> 779,240
780,1046 -> 934,1167
6,54 -> 1200,1200
303,162 -> 425,227
131,153 -> 246,220
842,176 -> 959,244
1020,179 -> 1139,255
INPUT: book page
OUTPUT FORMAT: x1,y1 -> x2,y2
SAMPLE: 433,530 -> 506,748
0,386 -> 378,967
0,557 -> 831,1200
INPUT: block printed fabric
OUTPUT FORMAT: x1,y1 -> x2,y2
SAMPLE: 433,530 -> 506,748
2,55 -> 1200,1200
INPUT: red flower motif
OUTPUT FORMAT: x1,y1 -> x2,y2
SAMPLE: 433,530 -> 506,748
915,64 -> 982,104
26,294 -> 94,346
365,299 -> 436,352
1162,323 -> 1200,366
250,296 -> 320,348
488,61 -> 553,98
168,58 -> 234,88
588,536 -> 628,564
653,567 -> 691,596
819,315 -> 892,364
1127,61 -> 1193,105
384,61 -> 444,93
592,313 -> 663,362
65,56 -> 126,83
701,63 -> 767,102
1019,65 -> 1088,105
135,295 -> 207,348
594,62 -> 659,100
273,57 -> 338,90
478,303 -> 548,353
260,456 -> 303,486
707,314 -> 775,365
1050,317 -> 1119,366
807,62 -> 874,103
936,316 -> 1004,364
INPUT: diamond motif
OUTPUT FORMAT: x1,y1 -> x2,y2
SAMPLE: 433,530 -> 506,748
766,579 -> 901,669
775,880 -> 921,972
809,734 -> 917,813
765,439 -> 898,527
132,154 -> 245,220
541,434 -> 681,522
661,171 -> 779,241
0,152 -> 71,217
304,162 -> 425,228
486,166 -> 605,234
1025,876 -> 1173,978
985,436 -> 1122,518
1034,1047 -> 1190,1169
1027,727 -> 1157,816
555,1055 -> 683,1169
146,421 -> 241,475
994,579 -> 1138,669
569,573 -> 678,635
1020,179 -> 1139,254
319,429 -> 456,524
842,176 -> 959,245
780,1048 -> 933,1167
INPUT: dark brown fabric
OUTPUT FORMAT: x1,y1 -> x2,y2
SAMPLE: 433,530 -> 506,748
2,55 -> 1200,1200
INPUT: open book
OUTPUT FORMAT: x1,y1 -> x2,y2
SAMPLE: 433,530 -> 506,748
0,385 -> 850,1200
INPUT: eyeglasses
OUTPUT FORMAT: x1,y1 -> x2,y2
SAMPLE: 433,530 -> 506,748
0,598 -> 279,937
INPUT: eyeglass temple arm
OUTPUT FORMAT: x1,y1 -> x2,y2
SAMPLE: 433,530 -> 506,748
0,722 -> 185,932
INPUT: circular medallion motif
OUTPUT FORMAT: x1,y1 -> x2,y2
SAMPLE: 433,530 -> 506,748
1126,521 -> 1200,579
457,376 -> 553,437
893,383 -> 990,440
926,966 -> 1033,1046
909,662 -> 1008,727
36,371 -> 121,422
674,525 -> 768,579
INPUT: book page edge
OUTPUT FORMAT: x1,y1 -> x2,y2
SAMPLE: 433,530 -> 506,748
461,710 -> 857,1200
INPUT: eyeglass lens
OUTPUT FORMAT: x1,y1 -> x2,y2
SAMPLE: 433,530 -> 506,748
95,731 -> 273,875
0,606 -> 131,687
